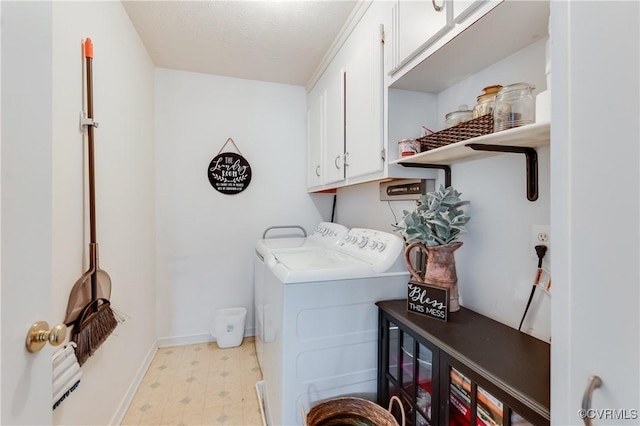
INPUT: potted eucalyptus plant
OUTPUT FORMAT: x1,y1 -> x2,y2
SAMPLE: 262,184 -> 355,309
393,185 -> 470,312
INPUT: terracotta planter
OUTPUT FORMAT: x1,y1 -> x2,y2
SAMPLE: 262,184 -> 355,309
404,241 -> 463,312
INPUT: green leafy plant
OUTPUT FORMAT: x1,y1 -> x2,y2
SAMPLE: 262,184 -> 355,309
394,185 -> 470,246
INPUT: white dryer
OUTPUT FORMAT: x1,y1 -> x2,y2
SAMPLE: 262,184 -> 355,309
259,227 -> 409,426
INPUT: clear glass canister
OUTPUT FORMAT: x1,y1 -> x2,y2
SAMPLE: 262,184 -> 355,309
445,105 -> 473,129
472,84 -> 502,118
493,83 -> 536,132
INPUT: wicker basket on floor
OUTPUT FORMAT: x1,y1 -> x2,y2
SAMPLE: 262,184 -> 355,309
417,114 -> 494,152
305,396 -> 404,426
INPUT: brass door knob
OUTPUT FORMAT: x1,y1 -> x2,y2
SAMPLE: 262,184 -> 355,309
26,321 -> 67,353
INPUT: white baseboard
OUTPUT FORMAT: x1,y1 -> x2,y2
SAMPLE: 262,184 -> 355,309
157,327 -> 255,348
157,332 -> 212,348
109,341 -> 157,426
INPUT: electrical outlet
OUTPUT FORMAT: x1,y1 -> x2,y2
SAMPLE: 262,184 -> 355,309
530,225 -> 550,257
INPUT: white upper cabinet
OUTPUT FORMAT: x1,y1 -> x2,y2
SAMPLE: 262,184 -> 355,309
387,1 -> 553,93
452,0 -> 486,23
306,89 -> 324,189
398,0 -> 451,62
306,68 -> 345,189
323,69 -> 346,185
308,0 -> 549,192
391,0 -> 453,74
344,6 -> 385,180
306,1 -> 385,191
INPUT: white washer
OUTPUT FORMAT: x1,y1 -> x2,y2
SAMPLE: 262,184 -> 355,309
254,223 -> 349,369
259,228 -> 409,426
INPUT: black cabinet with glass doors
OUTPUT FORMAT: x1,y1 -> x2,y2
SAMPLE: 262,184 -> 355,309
377,299 -> 550,426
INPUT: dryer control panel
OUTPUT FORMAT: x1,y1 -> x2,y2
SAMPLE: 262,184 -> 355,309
339,228 -> 406,273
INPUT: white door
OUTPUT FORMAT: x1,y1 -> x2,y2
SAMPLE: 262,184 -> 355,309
551,2 -> 639,425
1,2 -> 54,424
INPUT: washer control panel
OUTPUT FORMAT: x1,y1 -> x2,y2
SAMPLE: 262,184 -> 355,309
308,222 -> 350,246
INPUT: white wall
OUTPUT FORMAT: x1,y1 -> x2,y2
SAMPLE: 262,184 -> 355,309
51,2 -> 156,425
154,69 -> 332,345
336,39 -> 551,341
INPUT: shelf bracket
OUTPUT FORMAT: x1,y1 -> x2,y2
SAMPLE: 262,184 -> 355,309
397,163 -> 451,188
466,144 -> 538,201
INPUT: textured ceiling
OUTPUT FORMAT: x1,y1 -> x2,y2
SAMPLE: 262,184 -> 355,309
122,0 -> 358,87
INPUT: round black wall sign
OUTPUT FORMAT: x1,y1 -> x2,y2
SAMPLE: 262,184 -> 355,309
207,152 -> 252,194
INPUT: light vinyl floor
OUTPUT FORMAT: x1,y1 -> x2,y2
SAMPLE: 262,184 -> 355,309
121,337 -> 263,426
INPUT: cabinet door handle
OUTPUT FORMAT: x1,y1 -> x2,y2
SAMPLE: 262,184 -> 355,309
581,375 -> 602,426
334,155 -> 342,169
432,0 -> 444,12
315,165 -> 320,177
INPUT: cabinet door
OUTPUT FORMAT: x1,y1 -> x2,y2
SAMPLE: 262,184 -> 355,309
344,13 -> 384,180
323,69 -> 346,185
405,337 -> 436,425
452,0 -> 495,23
306,87 -> 324,188
398,0 -> 452,65
443,358 -> 546,426
387,2 -> 401,74
380,317 -> 439,426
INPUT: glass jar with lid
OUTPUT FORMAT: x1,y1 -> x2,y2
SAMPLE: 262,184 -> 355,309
472,85 -> 502,118
493,83 -> 536,132
445,105 -> 473,129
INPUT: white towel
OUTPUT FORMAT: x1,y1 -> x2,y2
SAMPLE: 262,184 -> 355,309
53,360 -> 81,397
52,344 -> 76,368
53,355 -> 77,383
52,344 -> 82,410
52,371 -> 81,410
53,369 -> 82,404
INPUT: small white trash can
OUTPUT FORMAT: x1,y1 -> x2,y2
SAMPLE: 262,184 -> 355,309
211,307 -> 247,349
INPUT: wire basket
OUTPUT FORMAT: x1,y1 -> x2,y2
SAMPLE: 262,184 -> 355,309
305,396 -> 405,426
417,114 -> 494,152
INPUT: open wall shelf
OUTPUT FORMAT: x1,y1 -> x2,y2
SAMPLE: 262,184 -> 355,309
392,122 -> 549,201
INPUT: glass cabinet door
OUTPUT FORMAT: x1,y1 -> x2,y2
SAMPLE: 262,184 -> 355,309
449,366 -> 512,426
400,333 -> 418,425
401,324 -> 433,426
388,324 -> 400,382
477,386 -> 503,426
449,367 -> 473,426
416,342 -> 433,424
401,333 -> 415,391
510,412 -> 535,426
383,318 -> 436,426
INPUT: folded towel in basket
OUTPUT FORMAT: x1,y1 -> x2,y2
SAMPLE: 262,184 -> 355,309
52,343 -> 82,410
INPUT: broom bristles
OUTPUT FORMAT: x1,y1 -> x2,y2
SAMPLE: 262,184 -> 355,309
74,304 -> 118,366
